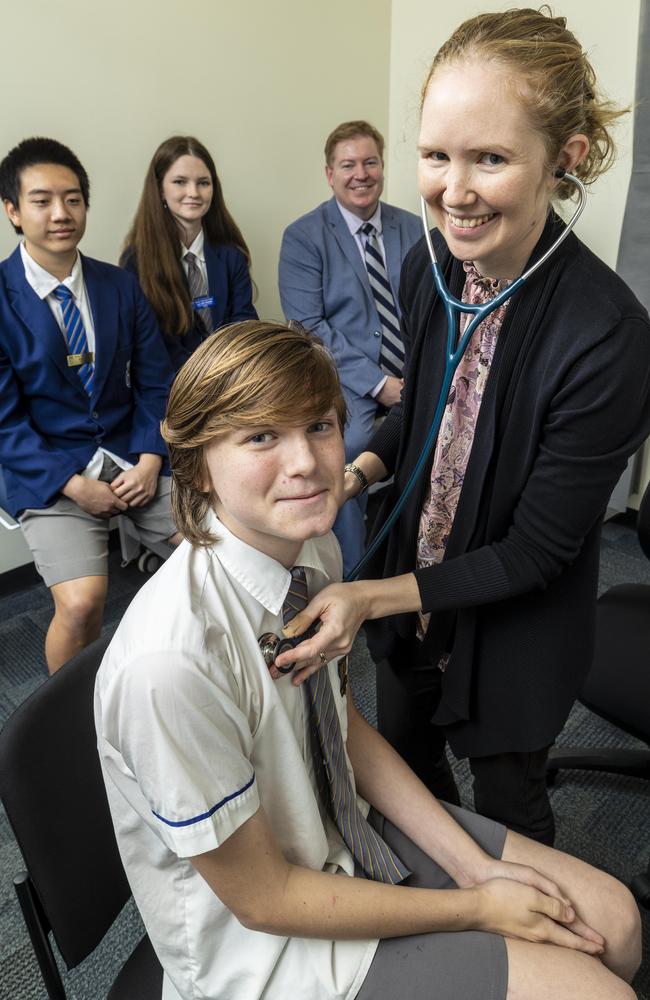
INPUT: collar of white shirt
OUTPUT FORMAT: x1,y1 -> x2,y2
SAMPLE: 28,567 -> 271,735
182,228 -> 206,264
335,199 -> 383,238
205,509 -> 331,617
20,241 -> 84,301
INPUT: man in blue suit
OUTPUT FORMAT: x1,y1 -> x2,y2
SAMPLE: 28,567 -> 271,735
279,121 -> 420,574
0,138 -> 177,673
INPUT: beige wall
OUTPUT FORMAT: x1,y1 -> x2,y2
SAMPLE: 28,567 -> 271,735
0,0 -> 393,571
385,0 -> 641,268
0,1 -> 645,571
0,0 -> 392,320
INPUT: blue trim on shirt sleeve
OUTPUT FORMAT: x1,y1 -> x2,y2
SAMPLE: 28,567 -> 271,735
152,773 -> 256,828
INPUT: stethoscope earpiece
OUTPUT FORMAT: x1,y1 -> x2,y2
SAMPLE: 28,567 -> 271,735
554,167 -> 567,179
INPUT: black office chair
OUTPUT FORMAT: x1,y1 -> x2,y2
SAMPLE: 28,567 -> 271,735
0,633 -> 163,998
547,480 -> 650,906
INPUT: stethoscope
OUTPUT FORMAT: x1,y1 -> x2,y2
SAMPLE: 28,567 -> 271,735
260,169 -> 587,673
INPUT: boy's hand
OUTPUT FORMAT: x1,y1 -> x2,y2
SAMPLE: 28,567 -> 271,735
62,475 -> 128,517
475,878 -> 605,954
111,454 -> 162,507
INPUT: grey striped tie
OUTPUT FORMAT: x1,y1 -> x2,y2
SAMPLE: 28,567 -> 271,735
184,251 -> 213,336
361,223 -> 404,378
283,567 -> 410,884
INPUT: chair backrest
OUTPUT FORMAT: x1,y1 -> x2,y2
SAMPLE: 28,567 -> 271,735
637,478 -> 650,561
0,632 -> 132,970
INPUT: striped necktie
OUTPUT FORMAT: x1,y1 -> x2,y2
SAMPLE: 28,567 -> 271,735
52,285 -> 94,395
184,251 -> 213,336
361,222 -> 404,378
283,567 -> 410,884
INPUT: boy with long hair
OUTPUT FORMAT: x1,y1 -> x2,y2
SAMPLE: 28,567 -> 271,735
96,321 -> 639,1000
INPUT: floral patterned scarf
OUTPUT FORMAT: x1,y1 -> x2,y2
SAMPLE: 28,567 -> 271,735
416,261 -> 511,645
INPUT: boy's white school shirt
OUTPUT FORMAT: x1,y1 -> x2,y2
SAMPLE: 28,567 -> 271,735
94,512 -> 378,1000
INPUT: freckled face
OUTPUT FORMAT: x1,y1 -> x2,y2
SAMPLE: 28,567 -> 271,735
417,61 -> 555,279
203,410 -> 344,566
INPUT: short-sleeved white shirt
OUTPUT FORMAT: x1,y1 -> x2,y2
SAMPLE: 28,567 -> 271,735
95,513 -> 378,1000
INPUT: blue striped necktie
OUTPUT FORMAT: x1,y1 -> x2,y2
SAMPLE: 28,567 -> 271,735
361,222 -> 405,378
283,567 -> 410,884
53,284 -> 95,395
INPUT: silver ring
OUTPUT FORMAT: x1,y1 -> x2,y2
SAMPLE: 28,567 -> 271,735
319,651 -> 327,666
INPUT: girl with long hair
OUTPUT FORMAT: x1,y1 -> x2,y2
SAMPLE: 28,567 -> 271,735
122,135 -> 257,371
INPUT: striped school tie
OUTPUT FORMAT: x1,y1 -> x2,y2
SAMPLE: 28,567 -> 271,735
283,567 -> 410,884
184,251 -> 214,336
52,285 -> 94,395
361,222 -> 404,378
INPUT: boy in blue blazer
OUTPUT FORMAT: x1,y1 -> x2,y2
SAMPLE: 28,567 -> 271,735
0,138 -> 178,673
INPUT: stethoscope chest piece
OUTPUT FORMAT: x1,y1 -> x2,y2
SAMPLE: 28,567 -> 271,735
258,632 -> 297,674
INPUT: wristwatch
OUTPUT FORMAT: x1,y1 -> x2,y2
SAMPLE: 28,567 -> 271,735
344,462 -> 369,494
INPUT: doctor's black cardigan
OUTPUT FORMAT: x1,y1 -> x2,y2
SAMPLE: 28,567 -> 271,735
364,215 -> 650,759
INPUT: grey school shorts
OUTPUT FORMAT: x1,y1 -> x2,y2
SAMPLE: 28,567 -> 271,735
19,457 -> 176,588
356,802 -> 508,1000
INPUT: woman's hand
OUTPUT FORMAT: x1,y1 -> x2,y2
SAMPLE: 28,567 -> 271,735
267,653 -> 322,683
276,581 -> 370,684
341,468 -> 363,505
474,878 -> 605,955
275,573 -> 422,684
340,451 -> 389,508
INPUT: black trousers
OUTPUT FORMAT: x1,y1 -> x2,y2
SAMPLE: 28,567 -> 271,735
376,655 -> 556,846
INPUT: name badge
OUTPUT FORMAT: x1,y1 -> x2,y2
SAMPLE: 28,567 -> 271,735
192,295 -> 216,310
66,351 -> 94,368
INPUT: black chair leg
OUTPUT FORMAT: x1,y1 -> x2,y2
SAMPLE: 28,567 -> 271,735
14,871 -> 67,999
547,747 -> 650,784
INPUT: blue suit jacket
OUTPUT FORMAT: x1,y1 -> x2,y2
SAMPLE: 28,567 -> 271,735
278,198 -> 421,398
123,241 -> 257,373
0,247 -> 174,516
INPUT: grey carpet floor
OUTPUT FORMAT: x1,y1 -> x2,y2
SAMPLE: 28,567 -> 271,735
0,517 -> 648,998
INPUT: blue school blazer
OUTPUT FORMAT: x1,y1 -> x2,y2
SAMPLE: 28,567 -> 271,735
0,247 -> 174,517
123,241 -> 258,372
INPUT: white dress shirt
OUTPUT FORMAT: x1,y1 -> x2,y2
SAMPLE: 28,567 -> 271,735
20,243 -> 131,477
335,200 -> 386,267
95,513 -> 378,1000
180,228 -> 208,286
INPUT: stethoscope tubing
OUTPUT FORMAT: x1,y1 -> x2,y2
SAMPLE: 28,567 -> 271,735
266,174 -> 587,667
346,173 -> 587,581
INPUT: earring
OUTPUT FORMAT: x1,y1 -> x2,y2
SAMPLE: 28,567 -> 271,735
162,199 -> 168,208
